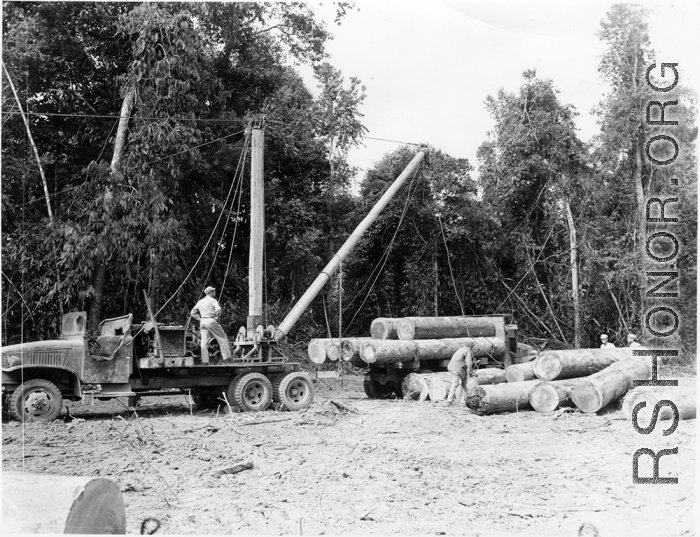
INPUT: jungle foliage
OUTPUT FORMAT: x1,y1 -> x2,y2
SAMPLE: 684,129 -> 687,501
2,3 -> 696,361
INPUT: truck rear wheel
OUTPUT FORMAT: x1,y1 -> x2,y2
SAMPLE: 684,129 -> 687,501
229,373 -> 272,412
275,373 -> 313,411
10,379 -> 63,423
364,375 -> 394,399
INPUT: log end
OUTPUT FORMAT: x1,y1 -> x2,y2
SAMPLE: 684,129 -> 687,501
396,319 -> 415,341
360,342 -> 377,364
570,382 -> 602,413
370,319 -> 389,340
505,368 -> 524,383
533,354 -> 562,381
326,344 -> 340,361
529,382 -> 560,413
307,340 -> 327,364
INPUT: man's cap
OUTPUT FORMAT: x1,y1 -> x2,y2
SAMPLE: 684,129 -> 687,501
600,334 -> 609,339
628,333 -> 637,340
204,286 -> 216,294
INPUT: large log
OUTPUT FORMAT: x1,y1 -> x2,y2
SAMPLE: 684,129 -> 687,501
339,337 -> 374,363
401,372 -> 430,401
465,380 -> 539,414
307,338 -> 340,364
370,318 -> 402,340
474,367 -> 508,385
529,379 -> 586,413
625,385 -> 696,423
620,378 -> 696,419
505,362 -> 536,383
397,316 -> 496,340
533,348 -> 634,381
2,472 -> 125,534
359,337 -> 506,365
570,357 -> 652,413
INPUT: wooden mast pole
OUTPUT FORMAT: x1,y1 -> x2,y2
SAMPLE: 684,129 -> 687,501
248,123 -> 264,334
275,148 -> 428,341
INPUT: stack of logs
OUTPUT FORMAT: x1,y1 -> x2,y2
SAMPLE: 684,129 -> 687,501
307,315 -> 508,366
457,347 -> 695,424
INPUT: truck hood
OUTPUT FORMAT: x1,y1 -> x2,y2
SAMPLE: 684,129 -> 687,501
2,339 -> 83,370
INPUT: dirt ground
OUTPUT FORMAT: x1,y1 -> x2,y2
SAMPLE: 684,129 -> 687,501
2,376 -> 696,536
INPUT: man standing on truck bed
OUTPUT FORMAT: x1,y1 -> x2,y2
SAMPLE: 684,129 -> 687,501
191,286 -> 232,364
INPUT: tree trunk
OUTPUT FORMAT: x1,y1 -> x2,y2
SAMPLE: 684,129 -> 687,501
2,472 -> 125,534
565,201 -> 580,348
2,64 -> 54,225
474,367 -> 508,385
526,248 -> 568,345
620,378 -> 696,419
505,361 -> 536,383
359,337 -> 506,365
89,87 -> 135,331
465,380 -> 539,414
401,372 -> 430,401
570,356 -> 652,413
433,246 -> 439,316
533,348 -> 634,381
397,316 -> 496,340
529,379 -> 586,413
370,317 -> 401,340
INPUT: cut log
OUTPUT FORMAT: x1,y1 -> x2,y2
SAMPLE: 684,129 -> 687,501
465,380 -> 539,415
370,318 -> 402,340
570,357 -> 652,413
424,372 -> 452,401
505,362 -> 536,383
625,385 -> 696,423
339,337 -> 374,363
307,338 -> 341,364
533,348 -> 634,381
401,372 -> 430,401
620,378 -> 696,419
359,337 -> 506,365
2,472 -> 125,534
529,379 -> 586,413
397,316 -> 496,340
474,367 -> 508,385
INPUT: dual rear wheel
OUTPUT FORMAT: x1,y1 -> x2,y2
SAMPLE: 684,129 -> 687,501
226,372 -> 313,412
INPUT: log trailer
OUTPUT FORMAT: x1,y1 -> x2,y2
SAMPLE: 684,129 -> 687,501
1,128 -> 431,422
358,315 -> 530,399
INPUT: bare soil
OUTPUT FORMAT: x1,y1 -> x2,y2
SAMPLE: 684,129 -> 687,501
2,377 -> 696,536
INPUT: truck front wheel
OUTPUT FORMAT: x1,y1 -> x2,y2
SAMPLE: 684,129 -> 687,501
10,379 -> 63,423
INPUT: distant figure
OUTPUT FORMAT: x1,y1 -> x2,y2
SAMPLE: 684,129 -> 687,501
627,333 -> 644,348
190,286 -> 232,364
445,346 -> 474,406
600,334 -> 616,349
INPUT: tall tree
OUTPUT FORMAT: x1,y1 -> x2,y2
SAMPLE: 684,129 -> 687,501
477,70 -> 588,346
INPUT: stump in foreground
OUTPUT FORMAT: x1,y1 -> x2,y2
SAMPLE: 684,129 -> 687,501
2,472 -> 126,534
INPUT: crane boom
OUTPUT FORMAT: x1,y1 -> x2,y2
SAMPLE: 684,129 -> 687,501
274,148 -> 428,341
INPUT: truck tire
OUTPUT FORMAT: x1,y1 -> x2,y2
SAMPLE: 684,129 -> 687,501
10,379 -> 63,423
275,373 -> 313,411
364,374 -> 394,399
229,373 -> 272,412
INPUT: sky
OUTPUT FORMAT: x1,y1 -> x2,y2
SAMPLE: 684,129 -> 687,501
299,0 -> 700,181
